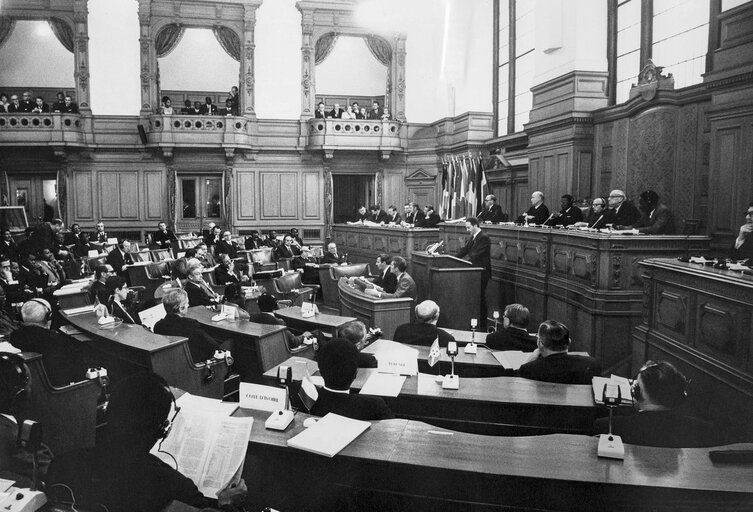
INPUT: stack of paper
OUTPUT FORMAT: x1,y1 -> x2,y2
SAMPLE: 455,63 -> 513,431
491,350 -> 532,370
359,372 -> 406,397
592,375 -> 633,405
287,413 -> 370,458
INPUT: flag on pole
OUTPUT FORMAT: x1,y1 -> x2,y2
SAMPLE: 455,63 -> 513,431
427,338 -> 441,367
298,373 -> 319,412
475,155 -> 487,215
440,158 -> 450,219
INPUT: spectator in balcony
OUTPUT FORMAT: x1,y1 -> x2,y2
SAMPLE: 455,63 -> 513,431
180,99 -> 191,114
62,95 -> 79,114
190,101 -> 202,115
200,97 -> 217,115
18,92 -> 34,112
381,107 -> 391,121
0,93 -> 8,112
314,102 -> 327,119
220,98 -> 234,116
160,96 -> 174,115
360,107 -> 368,119
368,101 -> 383,120
329,103 -> 344,119
342,105 -> 355,119
352,102 -> 363,119
227,86 -> 239,115
6,95 -> 20,113
51,92 -> 65,112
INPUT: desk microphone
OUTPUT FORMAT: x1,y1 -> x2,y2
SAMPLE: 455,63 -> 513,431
597,383 -> 625,460
442,342 -> 460,390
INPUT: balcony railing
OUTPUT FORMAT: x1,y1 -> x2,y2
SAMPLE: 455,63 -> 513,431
306,118 -> 406,159
0,113 -> 86,146
144,114 -> 254,158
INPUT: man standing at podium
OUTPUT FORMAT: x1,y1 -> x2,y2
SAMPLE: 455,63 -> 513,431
456,217 -> 491,328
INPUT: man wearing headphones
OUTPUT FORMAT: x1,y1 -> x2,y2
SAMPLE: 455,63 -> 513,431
47,372 -> 248,511
594,360 -> 719,447
9,298 -> 92,386
517,320 -> 601,385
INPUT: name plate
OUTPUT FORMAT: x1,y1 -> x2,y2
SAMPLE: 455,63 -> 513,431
377,352 -> 418,376
87,250 -> 99,257
239,383 -> 287,412
106,237 -> 119,245
221,304 -> 238,320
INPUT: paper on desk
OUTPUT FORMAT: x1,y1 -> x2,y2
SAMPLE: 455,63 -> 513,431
138,303 -> 167,331
491,350 -> 532,370
0,342 -> 19,354
62,305 -> 95,316
287,413 -> 370,458
371,340 -> 419,376
592,375 -> 633,405
359,372 -> 406,397
176,391 -> 239,416
151,410 -> 252,498
309,375 -> 325,387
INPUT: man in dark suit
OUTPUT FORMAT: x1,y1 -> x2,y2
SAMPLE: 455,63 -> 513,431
106,239 -> 134,282
275,234 -> 300,261
393,300 -> 456,347
486,303 -> 537,351
89,265 -> 114,304
18,92 -> 34,112
152,222 -> 177,250
371,253 -> 397,294
18,252 -> 49,295
353,206 -> 369,222
199,97 -> 217,115
405,202 -> 425,226
632,190 -> 676,234
386,205 -> 402,224
61,95 -> 79,114
244,230 -> 263,250
369,205 -> 390,224
31,96 -> 50,113
92,221 -> 108,245
154,289 -> 224,363
456,217 -> 491,327
422,205 -> 442,227
214,253 -> 249,299
0,229 -> 19,262
477,195 -> 508,223
310,338 -> 394,421
594,360 -> 719,448
328,103 -> 344,119
321,242 -> 346,265
314,102 -> 327,118
215,231 -> 240,259
733,202 -> 753,260
364,256 -> 416,300
574,198 -> 612,230
184,264 -> 221,306
204,225 -> 222,249
368,101 -> 384,120
517,191 -> 550,225
9,298 -> 93,387
6,94 -> 21,113
334,320 -> 377,368
544,194 -> 584,227
518,320 -> 601,385
607,189 -> 642,228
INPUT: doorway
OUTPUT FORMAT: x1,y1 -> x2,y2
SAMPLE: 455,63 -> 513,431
176,174 -> 224,232
7,173 -> 58,226
332,174 -> 374,223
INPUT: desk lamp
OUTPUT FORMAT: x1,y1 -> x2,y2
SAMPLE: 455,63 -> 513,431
597,383 -> 625,459
442,341 -> 460,389
464,318 -> 478,354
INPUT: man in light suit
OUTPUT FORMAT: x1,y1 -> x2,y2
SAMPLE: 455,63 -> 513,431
364,256 -> 416,300
456,217 -> 491,328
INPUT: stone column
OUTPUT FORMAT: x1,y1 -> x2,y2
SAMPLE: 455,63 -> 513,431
241,4 -> 260,117
72,0 -> 91,113
138,0 -> 158,116
300,10 -> 315,118
392,34 -> 407,122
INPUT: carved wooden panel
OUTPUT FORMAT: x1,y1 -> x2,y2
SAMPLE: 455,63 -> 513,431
260,172 -> 297,219
144,171 -> 163,220
712,127 -> 741,233
302,172 -> 320,220
673,103 -> 699,225
119,173 -> 139,219
627,109 -> 677,202
696,299 -> 749,370
522,244 -> 544,268
236,171 -> 256,220
73,171 -> 93,221
655,287 -> 688,337
98,171 -> 139,220
611,119 -> 628,191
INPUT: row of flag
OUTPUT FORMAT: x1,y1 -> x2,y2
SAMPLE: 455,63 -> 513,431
440,153 -> 488,221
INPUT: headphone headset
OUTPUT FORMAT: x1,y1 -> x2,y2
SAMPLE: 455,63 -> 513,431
30,298 -> 52,323
0,352 -> 31,413
632,360 -> 688,405
154,380 -> 179,440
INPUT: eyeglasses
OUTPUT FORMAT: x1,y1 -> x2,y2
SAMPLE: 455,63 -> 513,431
592,203 -> 604,207
745,211 -> 753,216
608,195 -> 623,198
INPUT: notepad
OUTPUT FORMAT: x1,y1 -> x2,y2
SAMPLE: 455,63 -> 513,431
287,413 -> 370,458
359,372 -> 406,397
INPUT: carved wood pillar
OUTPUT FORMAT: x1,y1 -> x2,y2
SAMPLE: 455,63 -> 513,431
392,34 -> 407,122
72,0 -> 91,113
300,10 -> 315,118
138,0 -> 158,116
241,5 -> 260,117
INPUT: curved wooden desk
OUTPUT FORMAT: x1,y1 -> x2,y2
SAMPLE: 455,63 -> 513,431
62,311 -> 225,398
338,278 -> 413,339
234,408 -> 753,512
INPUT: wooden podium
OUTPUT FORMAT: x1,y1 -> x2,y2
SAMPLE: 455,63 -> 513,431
337,278 -> 413,339
411,251 -> 482,330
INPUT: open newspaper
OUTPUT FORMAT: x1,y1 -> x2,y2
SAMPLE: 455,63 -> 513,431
150,394 -> 252,498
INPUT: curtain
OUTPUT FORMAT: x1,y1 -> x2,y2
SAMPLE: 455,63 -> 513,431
363,35 -> 391,66
315,32 -> 339,65
49,18 -> 74,53
0,17 -> 15,50
155,24 -> 184,58
56,169 -> 67,223
213,26 -> 240,62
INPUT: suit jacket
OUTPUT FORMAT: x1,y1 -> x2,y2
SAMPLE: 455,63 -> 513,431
381,272 -> 417,300
456,231 -> 491,273
106,249 -> 133,279
328,108 -> 344,119
10,325 -> 93,386
184,279 -> 219,306
485,326 -> 537,351
611,201 -> 642,227
635,204 -> 676,234
215,264 -> 241,285
19,264 -> 48,291
406,210 -> 425,226
368,107 -> 384,120
314,109 -> 327,118
422,212 -> 441,228
215,240 -> 239,259
0,240 -> 19,262
18,100 -> 34,112
477,204 -> 508,223
110,300 -> 140,325
244,237 -> 262,250
92,231 -> 108,244
544,206 -> 583,227
39,260 -> 64,286
586,209 -> 612,230
153,229 -> 176,249
518,352 -> 601,385
517,204 -> 551,225
393,322 -> 456,347
372,268 -> 397,294
322,252 -> 345,265
388,213 -> 402,224
594,410 -> 720,448
89,280 -> 109,304
31,103 -> 50,113
275,244 -> 299,260
371,211 -> 390,224
732,237 -> 753,261
310,388 -> 394,421
154,314 -> 222,363
199,104 -> 217,115
248,313 -> 305,349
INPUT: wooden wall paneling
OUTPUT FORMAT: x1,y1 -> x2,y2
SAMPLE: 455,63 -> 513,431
143,171 -> 164,221
542,156 -> 553,197
711,126 -> 741,233
576,151 -> 592,200
627,108 -> 677,202
529,157 -> 539,195
118,172 -> 139,219
260,172 -> 298,220
280,173 -> 298,218
302,171 -> 320,220
410,188 -> 432,210
382,170 -> 404,210
98,172 -> 121,220
236,171 -> 256,220
72,170 -> 93,221
556,152 -> 569,197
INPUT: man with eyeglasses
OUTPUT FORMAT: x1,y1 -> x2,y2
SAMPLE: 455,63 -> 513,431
733,202 -> 753,261
18,92 -> 34,112
6,95 -> 21,113
607,189 -> 641,228
574,198 -> 611,229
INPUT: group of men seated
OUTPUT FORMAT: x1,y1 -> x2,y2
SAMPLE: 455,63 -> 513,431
476,189 -> 677,234
167,86 -> 240,116
314,100 -> 390,120
0,91 -> 79,114
352,202 -> 442,228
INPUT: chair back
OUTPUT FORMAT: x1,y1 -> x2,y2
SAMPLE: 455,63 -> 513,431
319,263 -> 371,307
131,250 -> 150,263
331,262 -> 371,279
272,272 -> 303,293
146,261 -> 171,280
150,248 -> 172,261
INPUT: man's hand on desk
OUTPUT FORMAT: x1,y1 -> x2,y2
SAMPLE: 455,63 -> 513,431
217,478 -> 248,509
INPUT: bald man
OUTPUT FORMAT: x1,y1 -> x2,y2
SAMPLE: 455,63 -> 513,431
517,191 -> 550,225
477,195 -> 508,223
393,300 -> 456,347
607,189 -> 641,228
